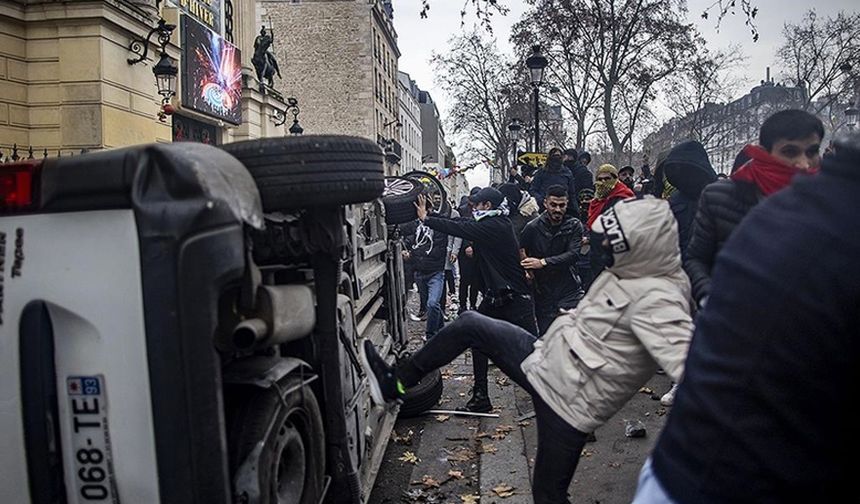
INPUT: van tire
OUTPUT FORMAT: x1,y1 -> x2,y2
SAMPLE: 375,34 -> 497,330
398,369 -> 443,418
382,177 -> 422,225
227,377 -> 325,504
222,135 -> 385,211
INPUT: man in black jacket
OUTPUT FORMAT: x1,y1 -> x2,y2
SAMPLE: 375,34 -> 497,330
519,185 -> 585,334
402,199 -> 449,340
684,109 -> 823,309
633,131 -> 860,504
530,148 -> 579,219
416,188 -> 537,412
662,141 -> 717,261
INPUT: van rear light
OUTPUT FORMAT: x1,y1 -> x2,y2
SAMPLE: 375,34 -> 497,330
0,160 -> 40,211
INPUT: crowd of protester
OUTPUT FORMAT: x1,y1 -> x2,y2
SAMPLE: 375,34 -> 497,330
362,108 -> 856,503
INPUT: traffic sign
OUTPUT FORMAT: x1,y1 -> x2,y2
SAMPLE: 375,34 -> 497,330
517,152 -> 547,168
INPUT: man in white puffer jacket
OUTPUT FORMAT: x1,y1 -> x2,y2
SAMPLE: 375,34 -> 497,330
361,197 -> 694,504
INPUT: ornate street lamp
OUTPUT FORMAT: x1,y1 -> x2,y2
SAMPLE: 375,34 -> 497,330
152,51 -> 178,104
128,18 -> 177,119
525,45 -> 548,152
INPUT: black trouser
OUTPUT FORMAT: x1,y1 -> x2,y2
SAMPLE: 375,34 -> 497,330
458,257 -> 479,311
473,294 -> 538,395
440,269 -> 457,312
535,300 -> 560,336
397,312 -> 588,504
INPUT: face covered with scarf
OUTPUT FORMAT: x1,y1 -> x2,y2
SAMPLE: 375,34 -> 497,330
594,164 -> 620,199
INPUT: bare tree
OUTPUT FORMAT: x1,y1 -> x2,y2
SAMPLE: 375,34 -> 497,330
777,10 -> 860,116
663,44 -> 746,151
432,32 -> 517,171
699,0 -> 759,42
512,0 -> 604,150
576,0 -> 700,163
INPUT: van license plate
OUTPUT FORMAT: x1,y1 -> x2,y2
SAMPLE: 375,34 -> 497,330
66,376 -> 118,503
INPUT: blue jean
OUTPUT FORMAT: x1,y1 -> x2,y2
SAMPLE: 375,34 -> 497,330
415,270 -> 444,338
632,457 -> 678,504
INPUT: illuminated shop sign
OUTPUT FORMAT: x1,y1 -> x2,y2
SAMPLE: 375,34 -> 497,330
168,0 -> 221,33
181,15 -> 242,125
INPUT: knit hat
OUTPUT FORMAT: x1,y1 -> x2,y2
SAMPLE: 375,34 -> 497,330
597,164 -> 618,178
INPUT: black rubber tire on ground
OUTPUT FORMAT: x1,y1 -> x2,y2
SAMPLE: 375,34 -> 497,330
402,170 -> 452,216
221,135 -> 385,212
383,176 -> 422,225
227,377 -> 326,504
398,369 -> 444,418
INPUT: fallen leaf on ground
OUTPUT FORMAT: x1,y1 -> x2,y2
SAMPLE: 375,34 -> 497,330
403,488 -> 428,501
517,421 -> 531,427
420,475 -> 441,488
492,484 -> 516,497
639,386 -> 653,394
609,461 -> 622,468
479,443 -> 497,454
448,470 -> 464,480
399,451 -> 419,464
460,494 -> 480,504
393,430 -> 414,445
495,425 -> 514,434
656,408 -> 667,416
445,447 -> 476,462
436,414 -> 450,422
475,431 -> 490,439
458,392 -> 466,397
496,376 -> 510,387
581,448 -> 594,457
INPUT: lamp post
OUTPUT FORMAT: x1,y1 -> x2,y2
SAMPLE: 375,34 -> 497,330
508,118 -> 523,178
841,63 -> 858,132
152,51 -> 178,105
525,45 -> 548,152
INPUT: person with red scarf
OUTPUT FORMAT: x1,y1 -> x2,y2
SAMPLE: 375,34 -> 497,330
684,109 -> 823,310
587,163 -> 636,274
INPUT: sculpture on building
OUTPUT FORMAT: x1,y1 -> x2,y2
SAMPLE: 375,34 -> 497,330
252,26 -> 282,92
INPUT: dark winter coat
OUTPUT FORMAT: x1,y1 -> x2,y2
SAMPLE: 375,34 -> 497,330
402,218 -> 448,273
529,165 -> 579,219
651,135 -> 860,504
683,179 -> 761,303
663,141 -> 718,260
519,212 -> 584,309
424,214 -> 530,297
565,160 -> 595,198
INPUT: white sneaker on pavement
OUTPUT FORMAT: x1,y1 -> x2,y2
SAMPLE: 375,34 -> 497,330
660,383 -> 679,407
408,312 -> 421,322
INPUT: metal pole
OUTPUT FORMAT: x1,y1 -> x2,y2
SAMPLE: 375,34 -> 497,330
511,139 -> 517,175
533,86 -> 541,153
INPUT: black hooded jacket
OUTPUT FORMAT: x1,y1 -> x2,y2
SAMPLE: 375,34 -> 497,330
564,159 -> 595,201
662,141 -> 718,259
402,217 -> 449,273
424,214 -> 530,297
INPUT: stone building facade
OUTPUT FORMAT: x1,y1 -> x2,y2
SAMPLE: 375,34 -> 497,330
418,89 -> 447,168
262,0 -> 402,174
645,77 -> 806,173
397,70 -> 421,173
0,0 -> 292,158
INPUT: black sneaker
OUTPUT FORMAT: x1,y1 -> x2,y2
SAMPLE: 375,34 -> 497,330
360,340 -> 403,406
457,390 -> 492,413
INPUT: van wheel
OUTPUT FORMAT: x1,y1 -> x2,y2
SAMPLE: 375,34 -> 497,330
221,135 -> 385,211
228,377 -> 325,504
382,176 -> 422,225
398,369 -> 443,418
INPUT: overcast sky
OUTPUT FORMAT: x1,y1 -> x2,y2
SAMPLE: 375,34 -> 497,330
392,0 -> 857,187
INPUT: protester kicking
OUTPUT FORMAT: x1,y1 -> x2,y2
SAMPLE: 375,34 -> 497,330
361,197 -> 694,504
